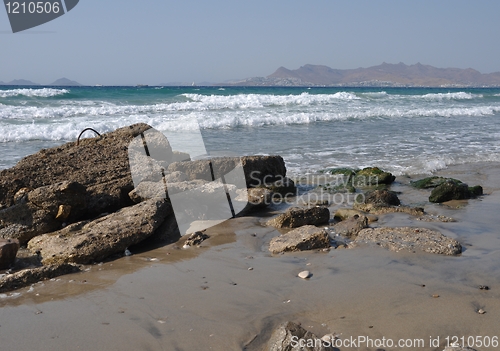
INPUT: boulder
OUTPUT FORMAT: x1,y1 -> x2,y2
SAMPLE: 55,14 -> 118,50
268,321 -> 332,351
0,263 -> 80,293
410,176 -> 456,189
333,208 -> 378,222
27,199 -> 171,265
353,227 -> 462,255
0,123 -> 152,217
269,225 -> 330,254
353,167 -> 395,186
267,207 -> 330,229
429,180 -> 483,203
364,189 -> 400,206
0,181 -> 87,245
0,239 -> 19,270
333,215 -> 368,238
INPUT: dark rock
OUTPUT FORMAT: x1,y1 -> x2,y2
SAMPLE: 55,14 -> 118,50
267,207 -> 330,228
269,225 -> 330,254
0,181 -> 87,245
410,176 -> 456,189
429,179 -> 478,203
27,199 -> 171,265
353,227 -> 462,255
268,321 -> 332,351
0,263 -> 80,293
0,239 -> 19,270
469,185 -> 483,197
354,167 -> 395,186
365,189 -> 400,206
0,123 -> 152,218
333,215 -> 368,238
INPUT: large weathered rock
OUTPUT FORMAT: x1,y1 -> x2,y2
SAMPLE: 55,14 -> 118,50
28,199 -> 171,265
0,238 -> 19,270
353,227 -> 462,255
268,321 -> 332,351
429,180 -> 483,203
269,225 -> 330,254
166,155 -> 287,187
0,181 -> 87,244
0,123 -> 152,217
0,263 -> 80,293
267,207 -> 330,228
333,215 -> 368,238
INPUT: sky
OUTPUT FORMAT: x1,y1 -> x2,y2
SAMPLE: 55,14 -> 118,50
1,0 -> 500,85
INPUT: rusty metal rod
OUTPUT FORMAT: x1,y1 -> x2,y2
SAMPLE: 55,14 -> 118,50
77,128 -> 102,145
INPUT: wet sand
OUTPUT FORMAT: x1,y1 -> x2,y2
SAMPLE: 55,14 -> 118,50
1,162 -> 500,350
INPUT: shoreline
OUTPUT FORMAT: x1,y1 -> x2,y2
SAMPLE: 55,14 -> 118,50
1,160 -> 499,350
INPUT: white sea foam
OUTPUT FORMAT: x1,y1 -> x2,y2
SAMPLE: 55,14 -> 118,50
420,92 -> 479,100
182,92 -> 359,109
360,91 -> 388,98
0,88 -> 69,98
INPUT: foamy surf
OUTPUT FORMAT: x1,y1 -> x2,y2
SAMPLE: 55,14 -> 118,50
0,88 -> 69,98
1,86 -> 500,176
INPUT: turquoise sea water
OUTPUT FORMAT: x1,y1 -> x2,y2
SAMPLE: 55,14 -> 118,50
1,85 -> 500,175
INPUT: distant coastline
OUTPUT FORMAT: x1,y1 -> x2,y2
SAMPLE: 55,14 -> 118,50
2,62 -> 500,87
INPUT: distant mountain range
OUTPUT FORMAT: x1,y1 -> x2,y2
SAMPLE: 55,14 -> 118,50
227,62 -> 500,87
0,78 -> 82,86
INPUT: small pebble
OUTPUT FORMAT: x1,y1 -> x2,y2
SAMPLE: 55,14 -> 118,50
478,309 -> 486,314
298,270 -> 312,279
248,267 -> 253,271
479,285 -> 490,290
432,294 -> 439,298
124,249 -> 132,256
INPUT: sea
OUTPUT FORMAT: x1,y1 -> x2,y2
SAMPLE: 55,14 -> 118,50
2,85 -> 500,176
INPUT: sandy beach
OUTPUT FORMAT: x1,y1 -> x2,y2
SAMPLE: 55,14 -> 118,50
0,161 -> 499,350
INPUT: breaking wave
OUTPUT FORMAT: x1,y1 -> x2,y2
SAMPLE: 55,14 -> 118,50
0,88 -> 69,98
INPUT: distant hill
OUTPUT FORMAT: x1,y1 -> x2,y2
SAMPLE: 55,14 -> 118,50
49,78 -> 82,86
228,62 -> 500,87
3,79 -> 40,86
0,81 -> 4,85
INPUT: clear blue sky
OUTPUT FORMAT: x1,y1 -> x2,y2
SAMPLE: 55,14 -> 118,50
1,0 -> 500,85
